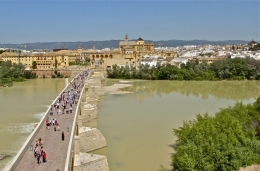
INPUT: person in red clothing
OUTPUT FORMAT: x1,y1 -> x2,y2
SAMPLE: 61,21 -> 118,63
45,118 -> 48,129
42,151 -> 47,163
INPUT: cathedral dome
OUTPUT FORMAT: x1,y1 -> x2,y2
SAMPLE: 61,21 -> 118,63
136,37 -> 144,41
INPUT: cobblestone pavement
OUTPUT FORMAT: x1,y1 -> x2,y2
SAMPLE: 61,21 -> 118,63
14,71 -> 88,171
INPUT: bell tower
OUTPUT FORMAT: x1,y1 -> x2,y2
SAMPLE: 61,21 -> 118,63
125,34 -> 128,41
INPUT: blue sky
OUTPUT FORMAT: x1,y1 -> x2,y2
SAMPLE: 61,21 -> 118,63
0,0 -> 259,43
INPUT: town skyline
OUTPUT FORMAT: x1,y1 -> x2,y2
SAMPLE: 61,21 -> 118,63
0,0 -> 259,44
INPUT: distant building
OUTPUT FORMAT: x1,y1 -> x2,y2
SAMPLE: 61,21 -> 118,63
248,39 -> 258,47
88,35 -> 176,69
190,57 -> 227,64
0,51 -> 77,69
119,35 -> 154,54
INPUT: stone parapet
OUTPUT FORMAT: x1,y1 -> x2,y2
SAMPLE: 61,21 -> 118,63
79,127 -> 107,153
81,103 -> 98,128
74,136 -> 80,155
91,72 -> 105,81
74,71 -> 109,171
74,153 -> 109,171
86,95 -> 99,106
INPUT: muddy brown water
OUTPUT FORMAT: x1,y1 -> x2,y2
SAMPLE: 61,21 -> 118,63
93,80 -> 260,171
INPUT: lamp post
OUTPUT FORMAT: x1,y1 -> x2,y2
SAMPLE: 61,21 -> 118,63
17,44 -> 26,64
17,46 -> 20,64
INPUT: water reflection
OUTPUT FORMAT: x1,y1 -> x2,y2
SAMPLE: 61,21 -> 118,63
122,80 -> 260,101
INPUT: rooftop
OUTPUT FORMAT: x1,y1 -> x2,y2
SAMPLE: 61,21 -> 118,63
136,37 -> 144,41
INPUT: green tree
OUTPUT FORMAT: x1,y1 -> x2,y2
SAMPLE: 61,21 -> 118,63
172,100 -> 260,171
32,61 -> 37,69
0,60 -> 12,68
107,57 -> 260,81
0,61 -> 36,86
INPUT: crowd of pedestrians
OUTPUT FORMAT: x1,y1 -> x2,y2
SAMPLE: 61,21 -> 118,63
34,137 -> 47,164
33,69 -> 90,165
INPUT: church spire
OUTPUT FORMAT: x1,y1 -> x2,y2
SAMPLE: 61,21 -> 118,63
125,34 -> 128,41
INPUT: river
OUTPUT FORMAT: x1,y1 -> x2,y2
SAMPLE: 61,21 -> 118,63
1,79 -> 260,171
0,79 -> 66,170
93,80 -> 260,171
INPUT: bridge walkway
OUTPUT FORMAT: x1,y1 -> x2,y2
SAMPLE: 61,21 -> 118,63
13,72 -> 88,171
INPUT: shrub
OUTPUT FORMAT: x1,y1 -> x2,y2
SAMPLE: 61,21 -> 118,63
172,100 -> 260,171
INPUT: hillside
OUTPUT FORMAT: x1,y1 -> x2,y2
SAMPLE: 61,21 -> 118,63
0,39 -> 253,50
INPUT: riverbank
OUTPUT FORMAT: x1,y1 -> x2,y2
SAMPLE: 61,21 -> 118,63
107,57 -> 260,81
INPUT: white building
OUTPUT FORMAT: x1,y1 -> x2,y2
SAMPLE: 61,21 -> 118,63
140,55 -> 159,67
172,57 -> 192,68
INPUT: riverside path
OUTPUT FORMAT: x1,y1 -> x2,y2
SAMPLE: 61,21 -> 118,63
11,70 -> 90,171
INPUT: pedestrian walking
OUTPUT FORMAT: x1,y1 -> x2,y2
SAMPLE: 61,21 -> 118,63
36,151 -> 41,164
40,146 -> 44,155
62,131 -> 65,141
42,151 -> 47,163
40,139 -> 43,146
49,118 -> 52,126
57,123 -> 60,131
34,146 -> 38,157
45,118 -> 48,129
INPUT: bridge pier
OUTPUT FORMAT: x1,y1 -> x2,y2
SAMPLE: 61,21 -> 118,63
74,153 -> 109,171
73,71 -> 109,171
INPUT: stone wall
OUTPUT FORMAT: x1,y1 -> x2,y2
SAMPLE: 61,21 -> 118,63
78,127 -> 107,153
80,104 -> 98,128
31,69 -> 82,78
74,153 -> 109,171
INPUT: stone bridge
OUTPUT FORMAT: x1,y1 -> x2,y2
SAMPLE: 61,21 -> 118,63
4,70 -> 109,171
